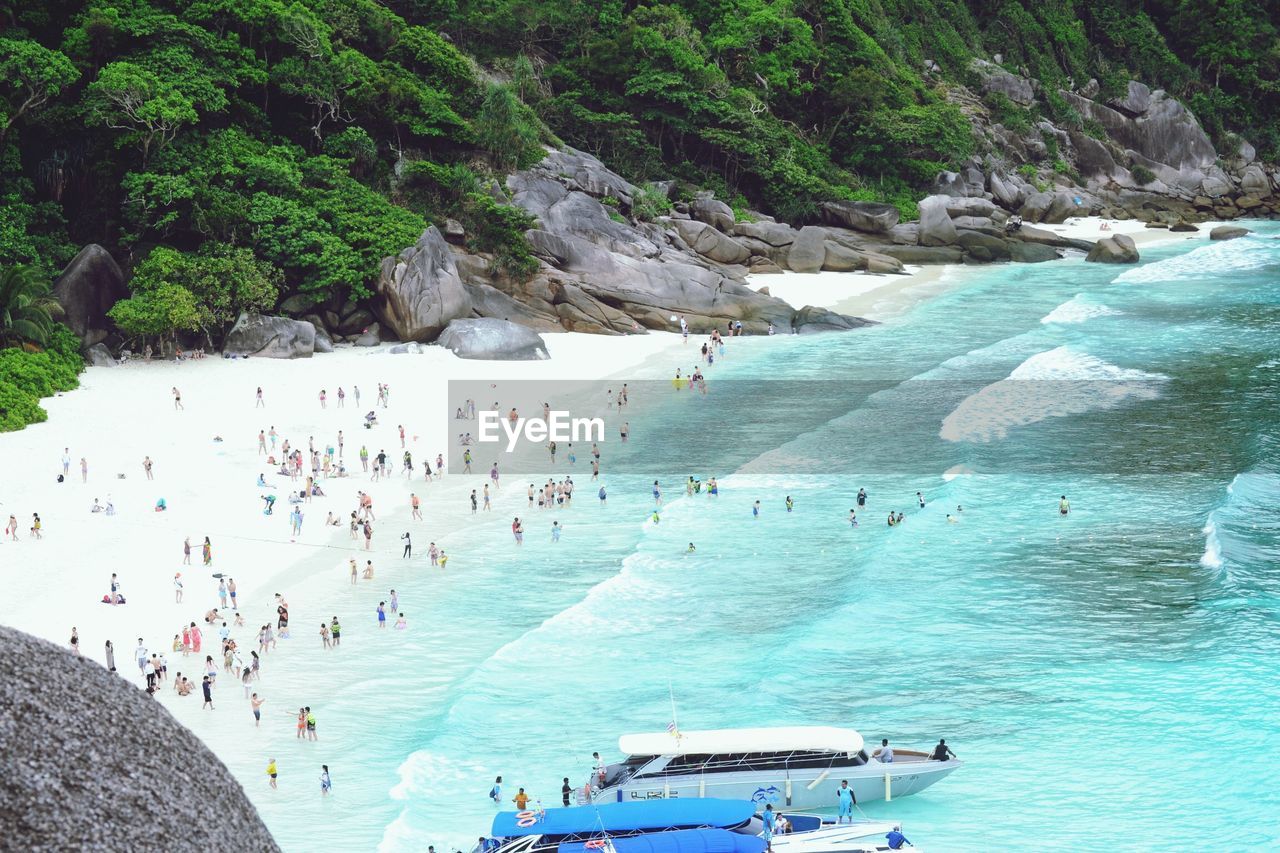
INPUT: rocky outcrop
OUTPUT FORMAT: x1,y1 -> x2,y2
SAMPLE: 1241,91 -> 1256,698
672,219 -> 751,265
786,226 -> 829,273
53,245 -> 127,340
437,317 -> 549,360
819,200 -> 900,234
689,198 -> 735,231
223,312 -> 316,358
0,625 -> 278,852
1085,234 -> 1139,263
917,196 -> 958,246
1210,225 -> 1251,240
84,343 -> 117,367
792,305 -> 875,333
374,227 -> 472,342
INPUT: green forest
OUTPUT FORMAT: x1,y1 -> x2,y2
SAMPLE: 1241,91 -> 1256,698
1,0 -> 1278,427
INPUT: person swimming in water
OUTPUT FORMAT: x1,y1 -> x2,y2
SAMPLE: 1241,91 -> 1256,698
1059,495 -> 1070,515
785,496 -> 794,512
686,542 -> 696,553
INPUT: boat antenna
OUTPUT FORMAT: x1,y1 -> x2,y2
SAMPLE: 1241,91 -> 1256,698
667,681 -> 680,740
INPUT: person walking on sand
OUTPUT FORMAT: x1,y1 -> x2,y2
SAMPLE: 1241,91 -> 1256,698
337,387 -> 345,408
172,387 -> 183,410
411,493 -> 422,520
29,513 -> 42,538
80,457 -> 88,483
70,627 -> 80,656
319,389 -> 327,409
62,448 -> 70,477
203,536 -> 212,565
291,506 -> 304,537
174,573 -> 183,603
183,537 -> 191,565
143,456 -> 154,480
349,558 -> 358,585
256,387 -> 264,408
490,463 -> 500,490
202,675 -> 213,709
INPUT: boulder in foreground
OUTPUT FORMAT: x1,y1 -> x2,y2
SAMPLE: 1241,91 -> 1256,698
0,625 -> 279,852
1209,225 -> 1251,241
437,318 -> 549,360
223,312 -> 315,358
1085,234 -> 1139,264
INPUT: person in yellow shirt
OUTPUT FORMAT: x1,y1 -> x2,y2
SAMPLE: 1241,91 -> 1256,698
267,758 -> 278,789
513,788 -> 530,809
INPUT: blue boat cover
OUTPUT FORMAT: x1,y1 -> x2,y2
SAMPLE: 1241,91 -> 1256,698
560,829 -> 766,853
492,800 -> 755,838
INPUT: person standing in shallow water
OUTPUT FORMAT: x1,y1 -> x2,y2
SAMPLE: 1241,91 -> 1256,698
1059,495 -> 1071,515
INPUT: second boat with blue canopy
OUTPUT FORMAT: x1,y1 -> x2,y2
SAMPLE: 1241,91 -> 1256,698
492,799 -> 755,839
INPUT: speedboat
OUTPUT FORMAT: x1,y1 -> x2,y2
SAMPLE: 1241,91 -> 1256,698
584,727 -> 959,808
477,799 -> 917,853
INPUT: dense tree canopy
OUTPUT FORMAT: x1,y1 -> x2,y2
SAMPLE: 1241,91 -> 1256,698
0,0 -> 1276,302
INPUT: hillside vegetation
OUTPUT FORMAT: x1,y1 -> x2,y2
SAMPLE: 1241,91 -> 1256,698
1,0 -> 1278,315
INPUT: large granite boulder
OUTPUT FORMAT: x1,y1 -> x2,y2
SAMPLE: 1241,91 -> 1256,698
0,625 -> 278,852
437,318 -> 549,360
786,226 -> 829,273
955,229 -> 1012,261
971,58 -> 1035,105
1107,80 -> 1152,116
1210,225 -> 1251,241
733,220 -> 797,246
917,195 -> 958,246
819,200 -> 900,234
689,198 -> 735,231
84,343 -> 117,367
792,305 -> 875,333
1061,89 -> 1216,173
1085,234 -> 1139,264
53,245 -> 127,340
223,312 -> 315,358
1240,164 -> 1271,196
672,220 -> 751,265
374,227 -> 472,342
539,147 -> 639,206
878,245 -> 964,264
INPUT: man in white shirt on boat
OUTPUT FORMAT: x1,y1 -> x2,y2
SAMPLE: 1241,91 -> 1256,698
592,751 -> 606,786
873,738 -> 894,763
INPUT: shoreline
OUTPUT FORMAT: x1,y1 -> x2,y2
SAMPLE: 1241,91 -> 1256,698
747,215 -> 1237,319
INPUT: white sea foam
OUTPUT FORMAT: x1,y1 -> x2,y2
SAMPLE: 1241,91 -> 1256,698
1114,237 -> 1269,284
1200,517 -> 1224,569
940,346 -> 1167,442
1040,294 -> 1121,324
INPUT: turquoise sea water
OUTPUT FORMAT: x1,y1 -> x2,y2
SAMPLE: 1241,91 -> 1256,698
246,227 -> 1280,850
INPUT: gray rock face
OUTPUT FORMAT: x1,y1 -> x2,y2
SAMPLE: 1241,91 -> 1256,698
1240,164 -> 1271,195
878,245 -> 964,264
792,305 -> 875,333
1008,241 -> 1061,262
53,245 -> 127,339
988,172 -> 1025,209
277,293 -> 315,315
1062,89 -> 1215,173
786,226 -> 829,273
374,227 -> 473,342
1085,234 -> 1139,263
673,220 -> 751,265
689,198 -> 735,231
821,242 -> 865,272
1210,225 -> 1251,241
84,343 -> 117,367
313,325 -> 335,353
1200,175 -> 1232,198
917,195 -> 958,246
971,59 -> 1035,105
540,147 -> 640,206
354,323 -> 382,347
223,313 -> 315,358
437,317 -> 549,360
819,200 -> 900,234
1108,80 -> 1152,116
955,229 -> 1011,261
0,626 -> 278,852
733,220 -> 797,246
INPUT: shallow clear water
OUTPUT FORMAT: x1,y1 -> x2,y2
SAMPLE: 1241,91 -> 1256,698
244,227 -> 1280,850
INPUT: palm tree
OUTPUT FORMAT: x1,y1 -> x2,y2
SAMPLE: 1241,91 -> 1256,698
0,264 -> 62,348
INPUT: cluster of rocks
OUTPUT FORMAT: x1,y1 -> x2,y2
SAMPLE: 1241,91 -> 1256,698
0,625 -> 279,852
965,63 -> 1280,226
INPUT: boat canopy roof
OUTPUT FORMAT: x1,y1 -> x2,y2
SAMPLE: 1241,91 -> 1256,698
559,829 -> 765,853
492,800 -> 755,838
618,727 -> 864,758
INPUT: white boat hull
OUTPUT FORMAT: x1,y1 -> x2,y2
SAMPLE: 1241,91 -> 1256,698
593,759 -> 959,808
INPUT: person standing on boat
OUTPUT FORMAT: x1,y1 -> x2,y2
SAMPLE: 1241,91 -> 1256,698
561,777 -> 572,806
592,752 -> 606,786
873,738 -> 894,763
762,805 -> 776,851
836,780 -> 855,823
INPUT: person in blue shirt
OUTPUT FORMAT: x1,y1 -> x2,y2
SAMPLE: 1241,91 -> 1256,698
761,804 -> 776,851
836,779 -> 855,823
